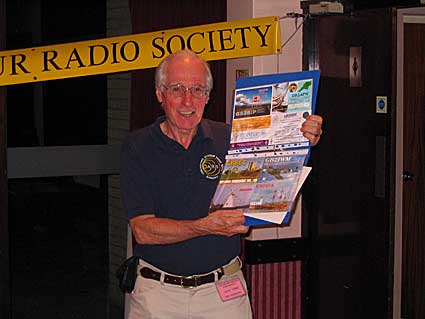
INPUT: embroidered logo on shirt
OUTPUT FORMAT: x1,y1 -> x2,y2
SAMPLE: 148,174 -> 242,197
199,154 -> 223,180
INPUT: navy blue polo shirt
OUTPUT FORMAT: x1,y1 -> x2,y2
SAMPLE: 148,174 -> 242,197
120,116 -> 241,276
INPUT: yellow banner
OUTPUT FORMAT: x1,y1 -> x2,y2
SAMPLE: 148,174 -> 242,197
0,16 -> 281,86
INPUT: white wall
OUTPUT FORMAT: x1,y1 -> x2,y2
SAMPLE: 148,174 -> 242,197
227,0 -> 303,114
227,0 -> 304,240
226,0 -> 254,124
253,0 -> 303,74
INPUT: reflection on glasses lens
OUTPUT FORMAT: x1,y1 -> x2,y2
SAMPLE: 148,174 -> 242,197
163,84 -> 208,98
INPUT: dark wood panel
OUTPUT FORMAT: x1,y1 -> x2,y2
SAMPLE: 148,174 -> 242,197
129,0 -> 227,130
245,238 -> 307,265
0,0 -> 10,317
402,22 -> 425,319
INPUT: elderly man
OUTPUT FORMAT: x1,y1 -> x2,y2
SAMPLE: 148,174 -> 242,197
120,50 -> 322,319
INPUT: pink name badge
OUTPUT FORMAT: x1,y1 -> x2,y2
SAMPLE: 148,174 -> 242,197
215,277 -> 246,302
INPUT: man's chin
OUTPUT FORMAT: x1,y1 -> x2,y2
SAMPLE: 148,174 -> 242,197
176,118 -> 201,130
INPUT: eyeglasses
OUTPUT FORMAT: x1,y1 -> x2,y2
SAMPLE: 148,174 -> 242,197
162,84 -> 209,99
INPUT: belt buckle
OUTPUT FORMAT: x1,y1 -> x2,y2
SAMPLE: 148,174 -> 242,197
181,275 -> 197,289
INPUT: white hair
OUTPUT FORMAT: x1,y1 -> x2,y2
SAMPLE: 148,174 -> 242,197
155,50 -> 213,92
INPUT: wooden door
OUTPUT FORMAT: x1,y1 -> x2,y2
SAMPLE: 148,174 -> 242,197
302,8 -> 396,319
402,21 -> 425,319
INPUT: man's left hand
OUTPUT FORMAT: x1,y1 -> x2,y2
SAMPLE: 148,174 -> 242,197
301,115 -> 323,146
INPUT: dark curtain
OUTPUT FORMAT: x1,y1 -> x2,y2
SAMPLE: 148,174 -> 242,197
129,0 -> 227,130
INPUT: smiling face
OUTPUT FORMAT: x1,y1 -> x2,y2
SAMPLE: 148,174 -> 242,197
156,54 -> 210,136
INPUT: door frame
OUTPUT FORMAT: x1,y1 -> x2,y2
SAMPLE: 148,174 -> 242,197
394,7 -> 425,319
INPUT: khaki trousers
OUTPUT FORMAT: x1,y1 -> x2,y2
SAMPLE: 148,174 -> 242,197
128,258 -> 252,319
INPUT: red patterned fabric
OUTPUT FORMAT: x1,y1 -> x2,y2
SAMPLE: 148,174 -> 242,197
246,261 -> 301,319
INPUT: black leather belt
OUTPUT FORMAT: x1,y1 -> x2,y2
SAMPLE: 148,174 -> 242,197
140,267 -> 224,288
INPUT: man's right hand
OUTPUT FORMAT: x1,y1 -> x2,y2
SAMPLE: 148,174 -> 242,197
199,209 -> 249,237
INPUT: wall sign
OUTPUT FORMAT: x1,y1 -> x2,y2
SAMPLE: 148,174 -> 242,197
376,96 -> 387,114
349,46 -> 362,87
0,16 -> 281,86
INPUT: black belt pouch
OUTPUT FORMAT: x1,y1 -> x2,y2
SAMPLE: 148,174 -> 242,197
116,256 -> 140,293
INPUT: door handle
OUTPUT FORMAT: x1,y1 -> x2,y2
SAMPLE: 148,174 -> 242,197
402,171 -> 414,182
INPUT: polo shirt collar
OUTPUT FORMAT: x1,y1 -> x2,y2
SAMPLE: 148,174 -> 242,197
152,116 -> 212,151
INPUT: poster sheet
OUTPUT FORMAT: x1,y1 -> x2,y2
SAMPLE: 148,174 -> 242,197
211,70 -> 320,225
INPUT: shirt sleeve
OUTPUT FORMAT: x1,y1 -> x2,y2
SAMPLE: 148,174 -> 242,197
120,137 -> 155,220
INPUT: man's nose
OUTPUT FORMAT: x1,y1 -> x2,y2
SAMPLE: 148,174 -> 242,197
182,89 -> 193,105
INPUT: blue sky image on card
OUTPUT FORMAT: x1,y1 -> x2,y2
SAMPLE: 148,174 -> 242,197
234,86 -> 273,119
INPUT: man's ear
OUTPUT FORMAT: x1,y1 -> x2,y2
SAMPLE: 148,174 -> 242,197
156,87 -> 163,103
